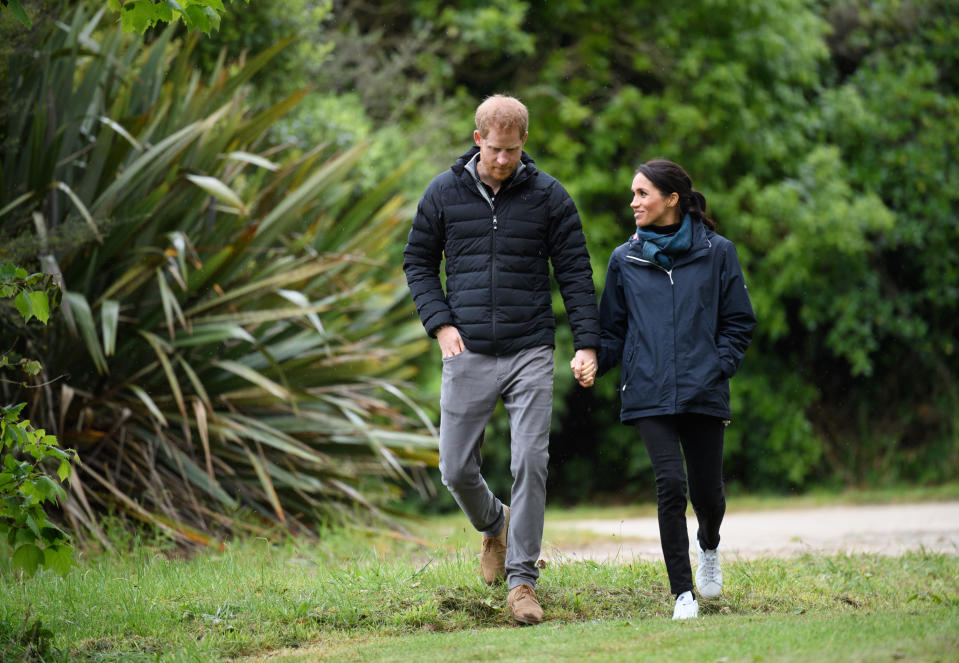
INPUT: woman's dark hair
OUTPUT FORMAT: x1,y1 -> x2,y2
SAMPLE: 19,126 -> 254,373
637,159 -> 716,230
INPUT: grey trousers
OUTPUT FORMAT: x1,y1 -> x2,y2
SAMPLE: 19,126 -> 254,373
438,345 -> 554,589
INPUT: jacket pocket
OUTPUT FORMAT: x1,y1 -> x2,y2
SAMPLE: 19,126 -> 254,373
620,344 -> 635,390
621,343 -> 659,411
706,336 -> 726,381
718,355 -> 735,379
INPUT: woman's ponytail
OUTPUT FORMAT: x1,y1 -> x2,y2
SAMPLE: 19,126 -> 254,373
684,189 -> 714,230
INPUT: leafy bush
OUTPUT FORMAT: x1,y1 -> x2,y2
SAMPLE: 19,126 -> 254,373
1,403 -> 76,576
0,8 -> 437,546
528,0 -> 959,493
1,263 -> 76,576
0,0 -> 237,32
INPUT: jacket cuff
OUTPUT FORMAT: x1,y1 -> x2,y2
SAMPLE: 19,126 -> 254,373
573,333 -> 601,352
719,357 -> 736,379
426,318 -> 454,338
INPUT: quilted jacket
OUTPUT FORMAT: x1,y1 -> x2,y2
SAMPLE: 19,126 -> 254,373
403,146 -> 600,356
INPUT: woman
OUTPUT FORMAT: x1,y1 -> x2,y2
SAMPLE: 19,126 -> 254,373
591,159 -> 756,619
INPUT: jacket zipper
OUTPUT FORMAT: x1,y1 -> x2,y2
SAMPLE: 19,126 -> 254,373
473,180 -> 499,346
491,208 -> 498,345
625,254 -> 674,285
621,236 -> 711,401
622,254 -> 676,397
468,162 -> 527,352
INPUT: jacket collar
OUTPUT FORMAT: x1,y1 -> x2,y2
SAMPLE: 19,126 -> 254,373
627,218 -> 713,267
452,146 -> 536,187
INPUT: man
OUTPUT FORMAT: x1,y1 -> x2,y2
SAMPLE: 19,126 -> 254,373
403,95 -> 599,625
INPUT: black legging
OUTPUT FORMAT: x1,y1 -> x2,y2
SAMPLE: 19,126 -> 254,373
635,413 -> 726,596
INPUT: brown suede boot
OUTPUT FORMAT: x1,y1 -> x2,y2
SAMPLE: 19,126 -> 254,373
480,505 -> 509,585
507,584 -> 543,625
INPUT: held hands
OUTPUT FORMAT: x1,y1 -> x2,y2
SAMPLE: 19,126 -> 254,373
439,327 -> 596,388
570,348 -> 598,388
437,325 -> 465,358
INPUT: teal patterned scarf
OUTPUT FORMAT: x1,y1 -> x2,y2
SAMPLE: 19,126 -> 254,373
632,215 -> 693,270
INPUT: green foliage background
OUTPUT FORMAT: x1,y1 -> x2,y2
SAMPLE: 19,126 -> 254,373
279,0 -> 958,501
2,0 -> 958,530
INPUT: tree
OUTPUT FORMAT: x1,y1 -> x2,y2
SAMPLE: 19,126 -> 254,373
0,0 -> 243,32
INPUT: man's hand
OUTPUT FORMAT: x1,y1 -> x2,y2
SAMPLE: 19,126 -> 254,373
570,348 -> 598,387
437,325 -> 466,358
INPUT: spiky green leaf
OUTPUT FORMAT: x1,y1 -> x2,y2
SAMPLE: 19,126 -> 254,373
185,174 -> 247,214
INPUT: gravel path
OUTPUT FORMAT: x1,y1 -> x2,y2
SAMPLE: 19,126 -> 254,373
545,501 -> 959,561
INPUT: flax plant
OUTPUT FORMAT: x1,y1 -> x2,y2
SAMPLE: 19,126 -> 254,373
0,7 -> 437,547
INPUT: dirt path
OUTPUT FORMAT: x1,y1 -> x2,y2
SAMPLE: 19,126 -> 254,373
545,501 -> 959,561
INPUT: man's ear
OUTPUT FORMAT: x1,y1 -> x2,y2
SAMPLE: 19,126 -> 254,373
474,130 -> 483,146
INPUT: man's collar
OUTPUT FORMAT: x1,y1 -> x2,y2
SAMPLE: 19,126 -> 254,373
466,152 -> 526,188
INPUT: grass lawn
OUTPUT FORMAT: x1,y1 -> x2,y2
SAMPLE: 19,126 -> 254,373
259,610 -> 958,662
1,490 -> 957,662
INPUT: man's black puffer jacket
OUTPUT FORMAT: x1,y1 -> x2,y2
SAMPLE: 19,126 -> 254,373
403,147 -> 600,356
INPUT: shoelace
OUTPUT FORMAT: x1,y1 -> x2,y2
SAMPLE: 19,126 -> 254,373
701,550 -> 718,579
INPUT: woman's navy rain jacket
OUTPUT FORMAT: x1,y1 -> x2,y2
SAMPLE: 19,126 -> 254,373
597,220 -> 756,422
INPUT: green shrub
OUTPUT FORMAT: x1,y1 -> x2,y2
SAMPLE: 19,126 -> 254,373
0,8 -> 437,547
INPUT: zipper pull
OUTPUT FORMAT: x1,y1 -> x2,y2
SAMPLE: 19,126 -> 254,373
493,215 -> 498,230
666,269 -> 674,285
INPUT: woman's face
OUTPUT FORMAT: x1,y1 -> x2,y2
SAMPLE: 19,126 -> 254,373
631,172 -> 679,228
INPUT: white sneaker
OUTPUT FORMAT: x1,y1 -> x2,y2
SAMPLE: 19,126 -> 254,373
672,591 -> 698,619
696,542 -> 723,599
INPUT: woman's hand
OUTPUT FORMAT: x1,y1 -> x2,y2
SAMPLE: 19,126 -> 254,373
570,349 -> 598,388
